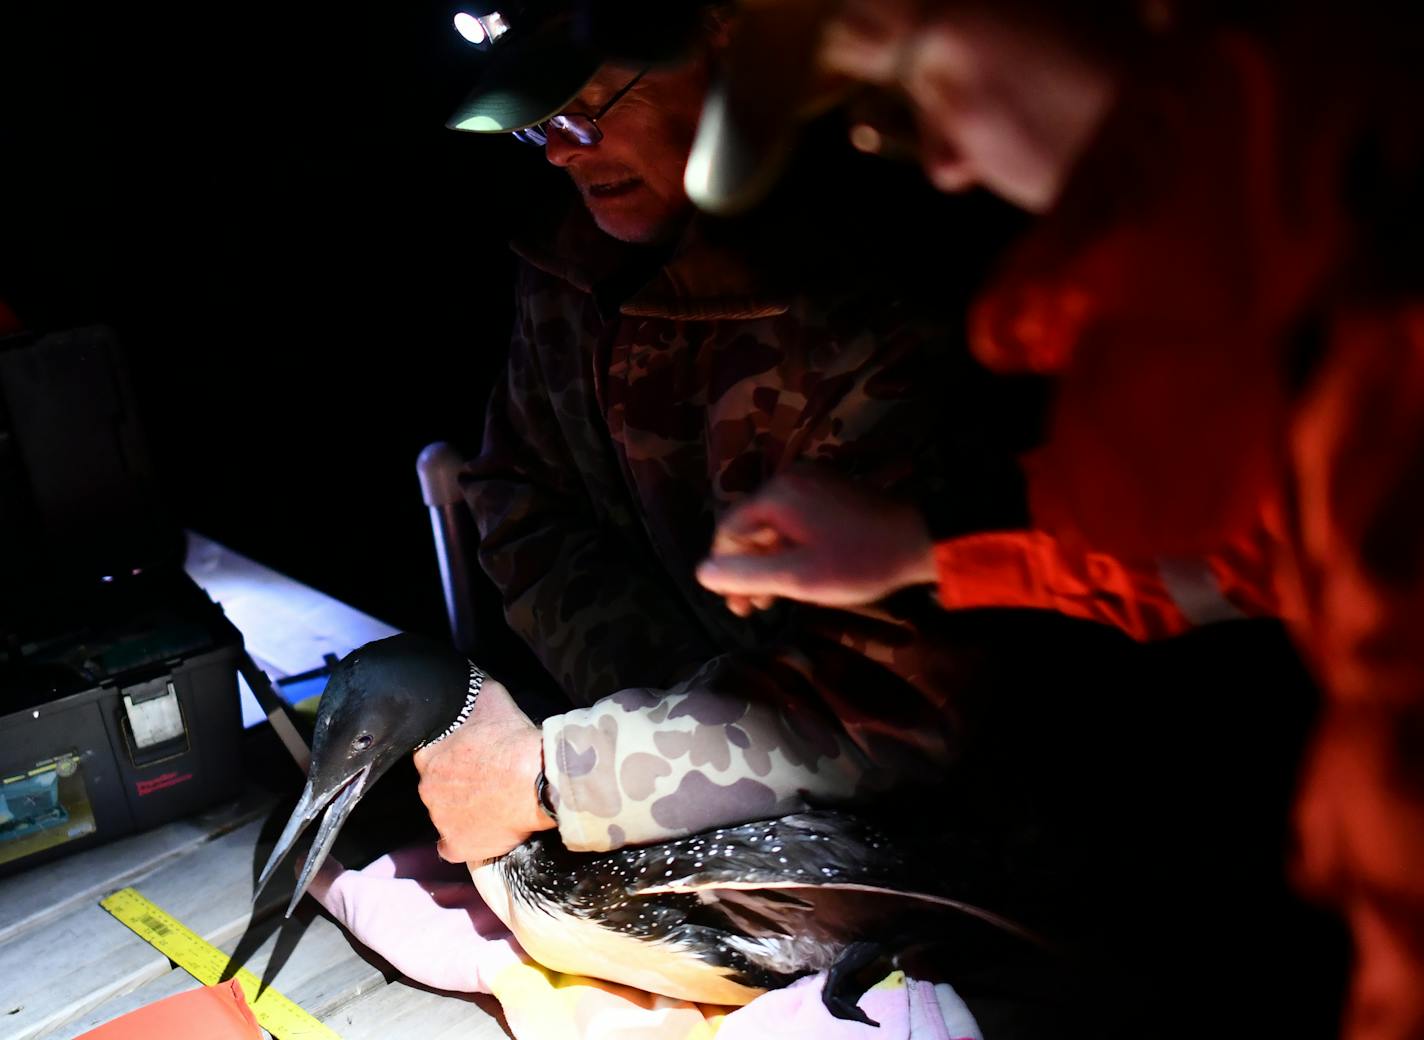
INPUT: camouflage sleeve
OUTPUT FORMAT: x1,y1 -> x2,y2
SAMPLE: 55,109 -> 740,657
464,268 -> 717,705
541,656 -> 873,852
538,614 -> 961,852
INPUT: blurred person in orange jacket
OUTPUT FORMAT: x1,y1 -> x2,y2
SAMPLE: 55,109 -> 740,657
691,3 -> 1424,1037
695,0 -> 1282,643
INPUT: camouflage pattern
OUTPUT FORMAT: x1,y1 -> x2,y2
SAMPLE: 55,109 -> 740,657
541,670 -> 868,851
465,196 -> 1025,851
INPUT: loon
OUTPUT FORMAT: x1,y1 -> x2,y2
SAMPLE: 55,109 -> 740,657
255,633 -> 1038,1024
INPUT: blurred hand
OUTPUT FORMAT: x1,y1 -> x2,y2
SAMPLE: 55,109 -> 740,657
412,677 -> 554,864
696,470 -> 937,612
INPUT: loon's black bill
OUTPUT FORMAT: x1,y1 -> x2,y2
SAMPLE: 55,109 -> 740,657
254,763 -> 372,918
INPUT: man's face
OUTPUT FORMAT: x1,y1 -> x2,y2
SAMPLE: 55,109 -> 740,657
544,60 -> 710,244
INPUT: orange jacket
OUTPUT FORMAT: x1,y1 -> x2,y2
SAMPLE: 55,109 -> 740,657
1282,304 -> 1424,709
954,26 -> 1424,706
1285,304 -> 1424,1040
933,526 -> 1278,642
926,34 -> 1348,639
931,26 -> 1424,1033
968,34 -> 1346,556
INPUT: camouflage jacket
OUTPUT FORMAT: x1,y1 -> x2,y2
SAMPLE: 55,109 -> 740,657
464,192 -> 1027,852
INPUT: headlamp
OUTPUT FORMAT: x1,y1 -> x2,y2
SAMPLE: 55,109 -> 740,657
452,9 -> 511,48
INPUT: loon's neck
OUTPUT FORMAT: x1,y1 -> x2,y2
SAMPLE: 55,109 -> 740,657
469,858 -> 517,931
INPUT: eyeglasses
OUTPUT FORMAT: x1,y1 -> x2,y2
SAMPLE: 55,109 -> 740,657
512,69 -> 647,147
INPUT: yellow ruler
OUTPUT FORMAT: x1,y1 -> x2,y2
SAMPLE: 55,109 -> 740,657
100,886 -> 342,1040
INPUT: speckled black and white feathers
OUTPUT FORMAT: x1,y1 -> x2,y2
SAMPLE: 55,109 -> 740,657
417,663 -> 483,750
492,810 -> 1035,991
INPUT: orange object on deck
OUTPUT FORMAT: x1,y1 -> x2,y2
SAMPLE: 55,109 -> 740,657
75,980 -> 263,1040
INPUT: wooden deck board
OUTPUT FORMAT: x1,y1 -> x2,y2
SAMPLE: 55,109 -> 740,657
4,803 -> 505,1040
53,912 -> 390,1038
1,816 -> 294,1039
327,981 -> 511,1040
0,791 -> 275,947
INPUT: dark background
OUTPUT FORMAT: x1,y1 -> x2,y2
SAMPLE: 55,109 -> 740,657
1,1 -> 569,639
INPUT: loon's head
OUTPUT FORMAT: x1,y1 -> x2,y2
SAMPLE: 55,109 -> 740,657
254,632 -> 481,915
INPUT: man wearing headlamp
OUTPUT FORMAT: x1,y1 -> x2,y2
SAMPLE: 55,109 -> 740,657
413,0 -> 1088,921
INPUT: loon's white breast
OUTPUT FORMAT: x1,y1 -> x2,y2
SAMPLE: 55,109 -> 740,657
470,860 -> 769,1005
465,812 -> 1034,1012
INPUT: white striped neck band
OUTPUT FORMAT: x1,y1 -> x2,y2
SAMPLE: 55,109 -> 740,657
417,662 -> 485,749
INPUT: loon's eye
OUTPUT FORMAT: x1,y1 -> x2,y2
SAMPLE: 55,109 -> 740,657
352,733 -> 374,752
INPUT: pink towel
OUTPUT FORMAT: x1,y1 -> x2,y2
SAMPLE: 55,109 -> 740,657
308,844 -> 982,1040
